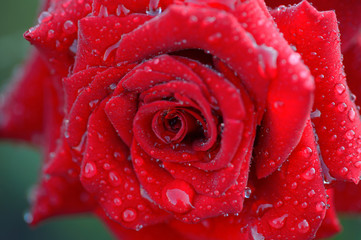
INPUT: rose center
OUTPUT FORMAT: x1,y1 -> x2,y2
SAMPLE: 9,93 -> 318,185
152,108 -> 203,144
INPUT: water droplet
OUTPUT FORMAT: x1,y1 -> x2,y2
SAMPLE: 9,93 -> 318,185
288,53 -> 301,65
316,201 -> 326,212
301,202 -> 308,208
122,208 -> 137,222
345,130 -> 355,140
114,198 -> 122,206
307,189 -> 315,197
339,167 -> 349,176
301,147 -> 313,158
162,180 -> 194,213
268,214 -> 288,229
256,203 -> 273,216
354,161 -> 361,168
83,162 -> 97,178
109,171 -> 122,186
337,103 -> 347,112
348,108 -> 356,121
302,167 -> 315,180
38,11 -> 53,23
291,182 -> 297,189
23,212 -> 33,224
244,187 -> 252,198
297,219 -> 310,233
63,20 -> 77,34
47,29 -> 55,39
335,83 -> 345,95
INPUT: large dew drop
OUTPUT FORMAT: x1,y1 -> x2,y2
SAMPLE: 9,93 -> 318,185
162,180 -> 194,213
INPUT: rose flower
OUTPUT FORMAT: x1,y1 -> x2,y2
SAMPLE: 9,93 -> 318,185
1,0 -> 361,239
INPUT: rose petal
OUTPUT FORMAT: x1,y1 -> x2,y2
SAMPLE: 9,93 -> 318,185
74,15 -> 151,72
266,0 -> 361,52
115,5 -> 271,107
131,140 -> 254,223
171,120 -> 327,240
315,189 -> 342,239
272,1 -> 361,183
28,175 -> 96,225
334,181 -> 361,213
0,51 -> 48,143
80,100 -> 170,229
24,0 -> 92,74
66,67 -> 129,150
232,0 -> 315,178
96,208 -> 187,240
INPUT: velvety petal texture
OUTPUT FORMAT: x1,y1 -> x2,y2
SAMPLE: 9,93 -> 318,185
2,0 -> 361,239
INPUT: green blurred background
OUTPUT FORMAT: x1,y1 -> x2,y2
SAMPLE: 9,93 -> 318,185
0,0 -> 360,239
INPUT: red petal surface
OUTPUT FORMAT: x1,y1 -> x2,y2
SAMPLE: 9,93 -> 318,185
115,5 -> 271,107
171,121 -> 327,240
28,175 -> 96,225
334,181 -> 361,213
266,0 -> 361,51
24,0 -> 92,74
232,0 -> 315,178
74,15 -> 151,72
0,51 -> 48,143
66,67 -> 129,150
272,1 -> 361,183
80,100 -> 170,230
343,38 -> 361,107
315,190 -> 342,239
97,208 -> 187,240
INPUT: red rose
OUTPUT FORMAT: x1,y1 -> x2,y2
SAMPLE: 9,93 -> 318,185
1,0 -> 361,239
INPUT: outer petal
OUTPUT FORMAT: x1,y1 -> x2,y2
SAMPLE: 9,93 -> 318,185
0,51 -> 48,143
272,1 -> 361,183
232,0 -> 315,178
96,209 -> 187,240
27,175 -> 96,225
74,15 -> 151,72
343,38 -> 361,107
315,190 -> 342,239
24,0 -> 92,73
334,181 -> 361,213
80,100 -> 170,230
265,0 -> 361,51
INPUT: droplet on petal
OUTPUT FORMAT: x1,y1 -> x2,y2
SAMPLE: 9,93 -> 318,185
122,208 -> 137,222
83,162 -> 97,178
268,214 -> 288,229
162,179 -> 194,213
297,219 -> 310,233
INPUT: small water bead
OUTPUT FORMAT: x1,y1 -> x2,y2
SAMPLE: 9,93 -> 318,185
23,212 -> 33,224
122,208 -> 137,222
339,167 -> 349,176
38,11 -> 53,23
302,167 -> 316,180
109,171 -> 122,187
83,162 -> 97,178
113,198 -> 122,206
316,201 -> 326,212
302,147 -> 313,158
47,29 -> 55,39
335,83 -> 346,95
348,108 -> 356,121
244,187 -> 252,198
268,214 -> 288,229
288,53 -> 301,65
354,161 -> 361,168
301,202 -> 308,208
297,219 -> 310,233
345,130 -> 356,140
63,20 -> 77,34
307,189 -> 316,197
337,103 -> 347,112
